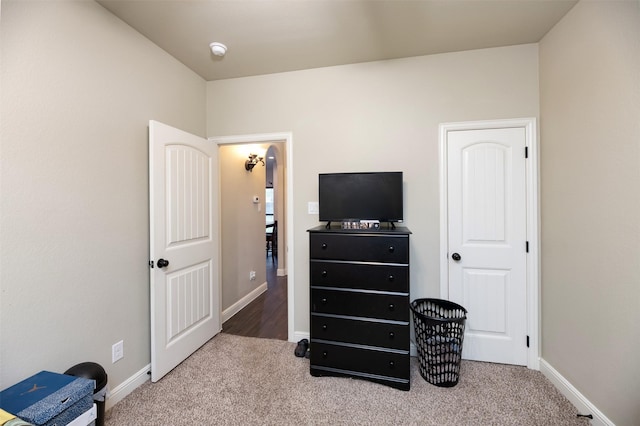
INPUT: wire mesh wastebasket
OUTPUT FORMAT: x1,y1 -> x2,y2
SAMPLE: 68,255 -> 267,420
410,298 -> 467,387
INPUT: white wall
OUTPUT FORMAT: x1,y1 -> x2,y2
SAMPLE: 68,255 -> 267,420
0,0 -> 206,390
206,44 -> 540,336
219,144 -> 270,311
539,1 -> 640,424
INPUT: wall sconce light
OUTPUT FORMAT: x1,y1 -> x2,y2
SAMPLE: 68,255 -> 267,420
245,153 -> 264,172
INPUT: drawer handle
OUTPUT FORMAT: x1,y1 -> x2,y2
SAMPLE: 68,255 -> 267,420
321,270 -> 328,278
389,332 -> 395,339
321,298 -> 328,305
388,303 -> 395,311
321,243 -> 328,250
322,351 -> 328,358
388,246 -> 395,253
388,275 -> 394,282
322,324 -> 328,331
389,361 -> 395,369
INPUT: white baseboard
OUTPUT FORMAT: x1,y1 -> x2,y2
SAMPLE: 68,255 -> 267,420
277,268 -> 287,277
539,358 -> 613,426
221,281 -> 268,323
105,364 -> 150,411
410,342 -> 417,357
292,331 -> 309,343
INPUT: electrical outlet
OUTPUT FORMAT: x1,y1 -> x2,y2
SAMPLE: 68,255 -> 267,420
112,340 -> 124,363
249,270 -> 256,281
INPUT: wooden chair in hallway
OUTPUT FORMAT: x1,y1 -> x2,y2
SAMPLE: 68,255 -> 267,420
266,220 -> 277,262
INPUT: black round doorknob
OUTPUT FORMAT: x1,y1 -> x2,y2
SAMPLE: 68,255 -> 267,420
451,253 -> 461,261
157,258 -> 170,268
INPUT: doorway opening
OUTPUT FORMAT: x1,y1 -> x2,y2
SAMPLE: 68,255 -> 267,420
211,133 -> 293,342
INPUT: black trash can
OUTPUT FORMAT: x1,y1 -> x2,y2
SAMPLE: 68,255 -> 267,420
65,362 -> 108,426
410,298 -> 467,387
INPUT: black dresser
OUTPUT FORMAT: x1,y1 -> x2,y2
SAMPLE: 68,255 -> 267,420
308,225 -> 411,390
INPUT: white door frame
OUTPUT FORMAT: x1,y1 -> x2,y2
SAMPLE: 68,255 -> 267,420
209,132 -> 295,342
439,118 -> 539,370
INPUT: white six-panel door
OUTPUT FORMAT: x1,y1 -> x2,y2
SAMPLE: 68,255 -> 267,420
149,120 -> 220,382
446,127 -> 528,366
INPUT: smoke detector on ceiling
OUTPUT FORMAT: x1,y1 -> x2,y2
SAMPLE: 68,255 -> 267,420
209,42 -> 227,57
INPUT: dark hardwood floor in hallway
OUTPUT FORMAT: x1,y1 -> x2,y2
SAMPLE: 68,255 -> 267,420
222,255 -> 288,340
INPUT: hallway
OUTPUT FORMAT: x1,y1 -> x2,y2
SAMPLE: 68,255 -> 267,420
222,255 -> 288,340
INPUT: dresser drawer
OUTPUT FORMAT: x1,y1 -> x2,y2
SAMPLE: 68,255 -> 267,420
311,315 -> 409,351
311,288 -> 409,321
309,233 -> 408,263
310,341 -> 409,380
310,261 -> 408,292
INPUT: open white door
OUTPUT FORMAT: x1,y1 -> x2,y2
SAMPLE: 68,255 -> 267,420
149,120 -> 220,382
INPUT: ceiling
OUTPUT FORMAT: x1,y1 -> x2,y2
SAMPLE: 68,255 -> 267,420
96,0 -> 577,81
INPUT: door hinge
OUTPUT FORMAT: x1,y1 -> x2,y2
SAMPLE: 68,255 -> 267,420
525,146 -> 529,158
526,241 -> 529,253
526,335 -> 530,348
149,260 -> 154,268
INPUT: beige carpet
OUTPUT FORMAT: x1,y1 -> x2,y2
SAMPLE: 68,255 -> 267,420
105,333 -> 588,425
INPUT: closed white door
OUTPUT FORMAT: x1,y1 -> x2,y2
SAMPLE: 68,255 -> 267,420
447,127 -> 528,365
149,120 -> 220,382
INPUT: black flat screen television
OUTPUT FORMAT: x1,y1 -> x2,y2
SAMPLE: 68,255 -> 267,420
319,172 -> 403,224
